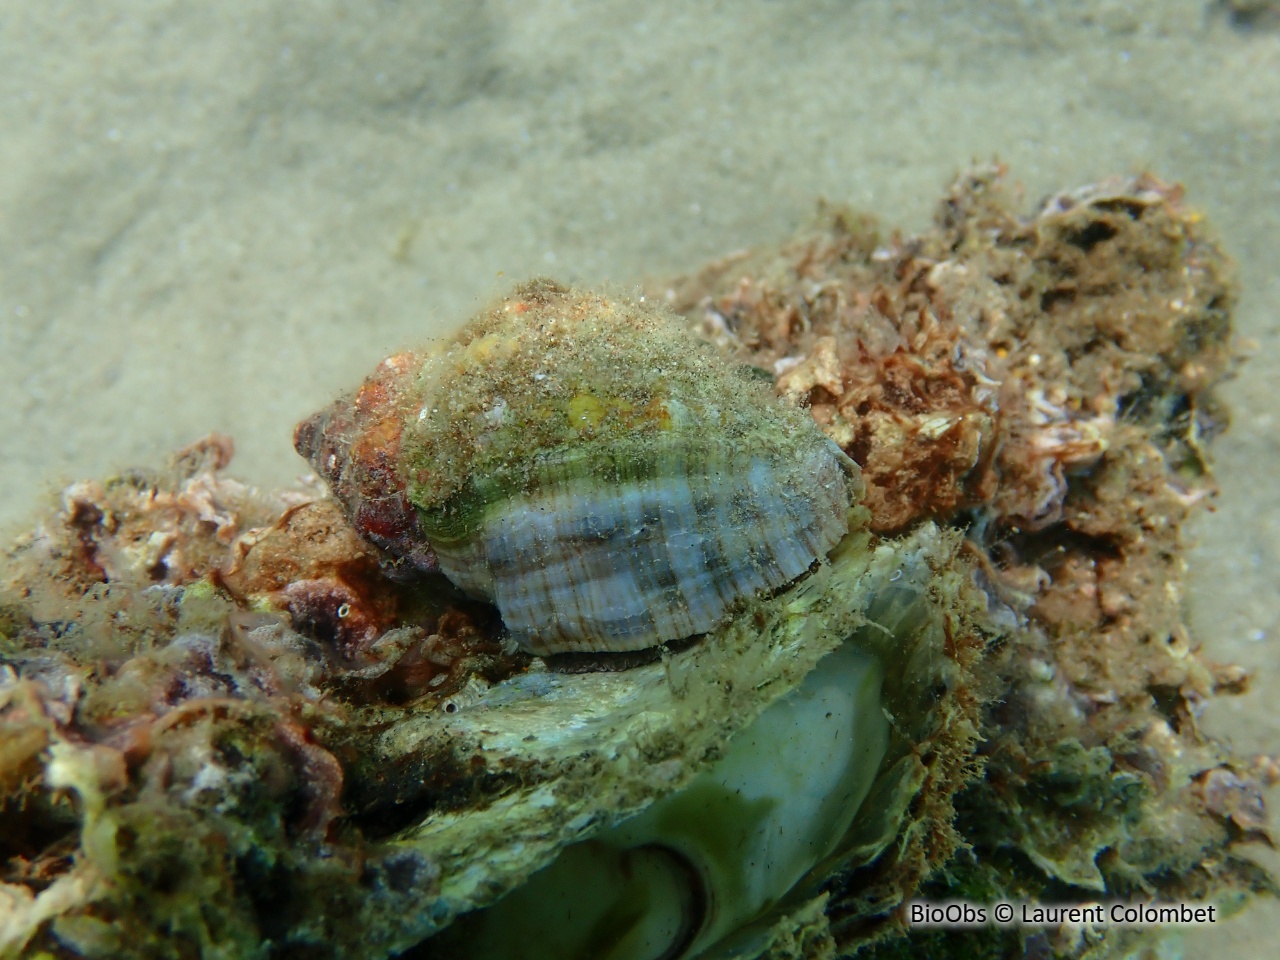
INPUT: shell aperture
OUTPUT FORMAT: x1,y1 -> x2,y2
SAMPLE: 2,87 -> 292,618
296,281 -> 862,655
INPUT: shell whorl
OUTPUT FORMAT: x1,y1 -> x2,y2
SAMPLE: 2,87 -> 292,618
296,280 -> 862,656
428,435 -> 854,656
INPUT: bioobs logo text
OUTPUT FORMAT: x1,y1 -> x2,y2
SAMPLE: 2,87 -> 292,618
907,901 -> 990,926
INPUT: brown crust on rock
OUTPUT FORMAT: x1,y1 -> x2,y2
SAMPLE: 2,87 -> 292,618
661,166 -> 1268,956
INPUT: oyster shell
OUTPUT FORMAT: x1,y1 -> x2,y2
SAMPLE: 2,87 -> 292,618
436,641 -> 890,960
295,280 -> 861,655
364,520 -> 978,959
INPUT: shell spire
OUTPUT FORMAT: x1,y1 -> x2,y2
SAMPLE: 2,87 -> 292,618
294,350 -> 440,580
296,280 -> 862,655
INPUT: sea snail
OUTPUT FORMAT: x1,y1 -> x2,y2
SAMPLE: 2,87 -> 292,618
295,280 -> 862,656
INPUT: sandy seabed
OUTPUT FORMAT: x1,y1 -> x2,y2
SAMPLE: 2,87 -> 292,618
0,2 -> 1276,956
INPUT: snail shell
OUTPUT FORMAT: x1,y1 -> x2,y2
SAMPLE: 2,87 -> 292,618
295,280 -> 861,656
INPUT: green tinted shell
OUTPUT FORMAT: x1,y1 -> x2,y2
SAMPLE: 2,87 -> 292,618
398,281 -> 862,655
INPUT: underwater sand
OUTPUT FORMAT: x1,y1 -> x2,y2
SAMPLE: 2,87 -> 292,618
0,1 -> 1276,955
